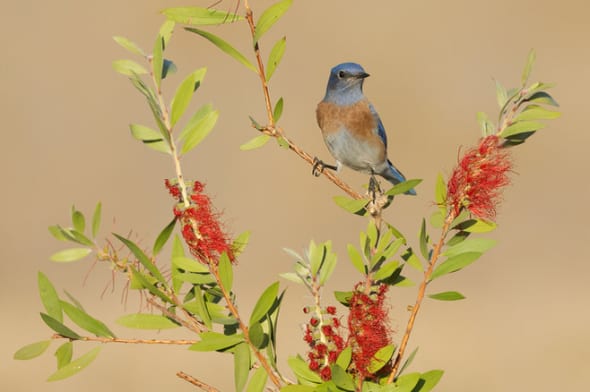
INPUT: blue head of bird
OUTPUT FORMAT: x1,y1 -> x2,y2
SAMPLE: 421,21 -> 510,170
323,62 -> 370,106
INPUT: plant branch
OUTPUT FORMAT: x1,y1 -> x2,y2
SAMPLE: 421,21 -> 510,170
147,296 -> 205,334
387,212 -> 455,382
177,371 -> 220,391
211,264 -> 283,388
243,1 -> 362,200
51,333 -> 196,345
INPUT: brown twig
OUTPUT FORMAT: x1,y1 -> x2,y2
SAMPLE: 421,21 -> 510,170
51,333 -> 196,345
243,1 -> 363,200
177,371 -> 220,391
387,212 -> 455,382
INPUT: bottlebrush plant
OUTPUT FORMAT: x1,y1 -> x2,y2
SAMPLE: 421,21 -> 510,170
13,1 -> 560,391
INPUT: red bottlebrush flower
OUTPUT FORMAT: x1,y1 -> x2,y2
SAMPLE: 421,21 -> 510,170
447,135 -> 512,220
347,283 -> 391,380
320,366 -> 332,381
302,305 -> 346,380
165,179 -> 234,264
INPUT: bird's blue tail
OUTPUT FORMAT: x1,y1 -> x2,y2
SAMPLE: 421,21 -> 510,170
382,160 -> 417,195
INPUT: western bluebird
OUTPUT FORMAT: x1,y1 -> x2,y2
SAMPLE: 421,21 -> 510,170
314,62 -> 416,195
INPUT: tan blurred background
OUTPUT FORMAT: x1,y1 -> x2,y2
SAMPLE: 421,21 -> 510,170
4,0 -> 589,390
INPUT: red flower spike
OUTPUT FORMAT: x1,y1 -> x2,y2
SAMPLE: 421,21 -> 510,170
447,135 -> 512,220
347,283 -> 392,380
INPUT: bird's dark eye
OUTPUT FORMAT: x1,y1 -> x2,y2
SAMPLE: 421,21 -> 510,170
338,70 -> 346,78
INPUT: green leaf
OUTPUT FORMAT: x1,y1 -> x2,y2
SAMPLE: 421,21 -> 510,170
434,173 -> 447,214
515,105 -> 561,121
248,322 -> 267,349
347,244 -> 366,275
163,7 -> 242,25
116,314 -> 179,330
267,36 -> 286,80
129,267 -> 172,303
279,272 -> 304,284
494,79 -> 508,108
404,248 -> 423,272
253,0 -> 293,43
234,342 -> 251,392
500,120 -> 545,138
112,59 -> 148,76
13,340 -> 52,360
218,252 -> 234,291
246,367 -> 268,392
428,291 -> 466,301
113,36 -> 145,56
71,208 -> 85,233
40,313 -> 80,339
47,347 -> 101,381
430,252 -> 482,281
273,97 -> 284,123
331,364 -> 355,391
250,281 -> 279,324
524,91 -> 559,107
50,248 -> 92,263
366,344 -> 395,374
159,20 -> 175,49
476,111 -> 495,137
240,134 -> 271,151
287,355 -> 322,384
153,218 -> 176,255
430,210 -> 444,229
443,238 -> 496,257
373,261 -> 401,282
170,68 -> 207,127
91,202 -> 101,238
334,290 -> 353,306
152,34 -> 164,88
393,372 -> 421,392
129,124 -> 171,154
113,233 -> 167,285
419,218 -> 429,260
179,106 -> 219,154
454,219 -> 497,233
172,256 -> 210,273
398,346 -> 418,376
61,301 -> 115,338
185,28 -> 256,72
280,386 -> 316,392
318,247 -> 337,285
63,290 -> 86,312
336,346 -> 352,370
333,196 -> 368,215
48,225 -> 69,242
38,271 -> 63,323
385,179 -> 422,196
55,342 -> 73,369
521,49 -> 536,86
415,369 -> 444,392
233,230 -> 251,256
189,332 -> 244,351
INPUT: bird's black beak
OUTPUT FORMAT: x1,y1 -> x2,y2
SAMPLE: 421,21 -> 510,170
356,72 -> 370,79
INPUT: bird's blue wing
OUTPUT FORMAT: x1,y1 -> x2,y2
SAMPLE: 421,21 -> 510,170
369,103 -> 388,148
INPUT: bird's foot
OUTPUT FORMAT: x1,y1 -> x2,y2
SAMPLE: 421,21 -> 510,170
368,175 -> 382,203
312,157 -> 338,177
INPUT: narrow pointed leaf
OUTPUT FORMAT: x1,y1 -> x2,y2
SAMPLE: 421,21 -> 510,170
189,332 -> 244,351
366,344 -> 395,374
113,36 -> 145,56
246,367 -> 268,392
38,271 -> 63,323
254,0 -> 293,43
240,134 -> 270,151
515,105 -> 561,121
398,346 -> 419,376
172,256 -> 210,273
428,291 -> 466,301
234,342 -> 251,392
40,313 -> 80,339
443,238 -> 496,257
250,281 -> 279,324
430,252 -> 482,280
419,218 -> 429,259
394,372 -> 421,392
336,346 -> 352,370
71,209 -> 85,233
180,108 -> 219,154
153,218 -> 177,255
455,218 -> 496,233
129,123 -> 163,141
129,267 -> 172,303
273,97 -> 284,123
185,28 -> 256,72
333,196 -> 368,215
152,35 -> 164,88
91,202 -> 101,238
61,301 -> 115,338
373,261 -> 401,282
218,252 -> 233,291
267,36 -> 286,80
525,91 -> 559,107
331,364 -> 355,391
347,244 -> 366,275
112,59 -> 148,76
13,340 -> 52,360
113,233 -> 166,285
385,179 -> 422,196
500,120 -> 545,138
521,49 -> 536,86
116,314 -> 179,329
47,347 -> 101,381
55,342 -> 73,368
50,248 -> 92,263
495,79 -> 508,107
287,355 -> 322,383
170,68 -> 207,127
417,369 -> 444,392
163,7 -> 243,25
